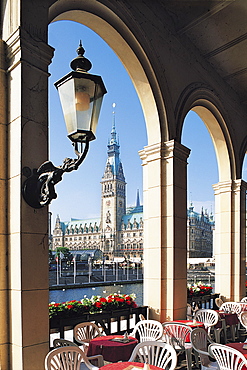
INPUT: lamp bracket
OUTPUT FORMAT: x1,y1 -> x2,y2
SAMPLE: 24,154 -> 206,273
22,139 -> 89,208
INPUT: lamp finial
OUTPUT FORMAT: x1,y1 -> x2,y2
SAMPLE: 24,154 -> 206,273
70,40 -> 92,72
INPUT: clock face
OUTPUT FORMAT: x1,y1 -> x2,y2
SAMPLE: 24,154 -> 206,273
106,200 -> 111,206
119,200 -> 123,207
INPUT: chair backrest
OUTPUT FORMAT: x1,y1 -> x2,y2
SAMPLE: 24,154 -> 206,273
53,338 -> 78,348
162,322 -> 192,349
74,322 -> 102,346
194,309 -> 219,328
220,302 -> 242,315
139,313 -> 146,321
191,328 -> 214,367
131,319 -> 163,342
45,346 -> 99,370
187,304 -> 193,320
239,311 -> 247,330
241,297 -> 247,303
129,341 -> 177,370
215,297 -> 224,308
209,343 -> 247,370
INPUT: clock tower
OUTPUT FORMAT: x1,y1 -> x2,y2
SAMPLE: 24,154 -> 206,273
101,107 -> 126,256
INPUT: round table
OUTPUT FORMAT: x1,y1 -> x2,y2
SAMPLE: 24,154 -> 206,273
87,335 -> 138,363
99,361 -> 163,370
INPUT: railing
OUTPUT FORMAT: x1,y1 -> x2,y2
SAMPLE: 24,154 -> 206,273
50,293 -> 219,340
187,293 -> 220,310
50,306 -> 148,338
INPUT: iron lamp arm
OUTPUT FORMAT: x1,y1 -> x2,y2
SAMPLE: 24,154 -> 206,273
22,139 -> 89,209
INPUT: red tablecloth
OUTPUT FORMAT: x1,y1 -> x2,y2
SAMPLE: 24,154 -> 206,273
100,361 -> 163,370
87,335 -> 138,363
215,311 -> 239,328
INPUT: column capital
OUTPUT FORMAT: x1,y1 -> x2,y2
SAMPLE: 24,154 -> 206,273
213,179 -> 247,195
139,139 -> 190,165
232,179 -> 247,193
6,27 -> 54,74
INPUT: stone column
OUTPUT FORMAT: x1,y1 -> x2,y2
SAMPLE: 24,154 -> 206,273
139,140 -> 190,322
5,27 -> 53,369
0,39 -> 9,369
213,180 -> 247,301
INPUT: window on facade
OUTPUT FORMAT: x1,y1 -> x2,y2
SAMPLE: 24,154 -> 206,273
127,233 -> 130,237
79,237 -> 81,240
70,238 -> 72,241
139,232 -> 142,236
84,237 -> 86,240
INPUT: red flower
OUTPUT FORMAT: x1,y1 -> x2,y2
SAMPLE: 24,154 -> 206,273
67,305 -> 73,309
95,302 -> 102,308
100,297 -> 107,303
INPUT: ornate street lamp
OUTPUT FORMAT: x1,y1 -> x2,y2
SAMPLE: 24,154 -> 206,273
22,41 -> 107,208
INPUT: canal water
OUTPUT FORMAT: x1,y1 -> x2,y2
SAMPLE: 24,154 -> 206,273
49,282 -> 143,306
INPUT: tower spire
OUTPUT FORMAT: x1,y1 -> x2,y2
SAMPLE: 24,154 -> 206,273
110,103 -> 117,145
136,189 -> 140,208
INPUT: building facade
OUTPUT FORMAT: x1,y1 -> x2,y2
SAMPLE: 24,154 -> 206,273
52,121 -> 214,260
187,204 -> 214,258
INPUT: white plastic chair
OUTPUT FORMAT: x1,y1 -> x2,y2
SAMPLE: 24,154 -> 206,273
130,319 -> 163,342
220,302 -> 242,315
215,297 -> 224,308
209,343 -> 247,370
191,328 -> 219,370
162,322 -> 193,370
187,303 -> 193,320
53,338 -> 104,367
194,309 -> 224,343
53,338 -> 78,348
139,313 -> 146,321
239,311 -> 247,333
73,322 -> 103,354
45,346 -> 99,370
128,340 -> 177,370
220,302 -> 242,341
241,297 -> 247,303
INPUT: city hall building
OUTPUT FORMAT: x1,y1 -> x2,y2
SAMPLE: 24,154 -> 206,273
52,119 -> 214,260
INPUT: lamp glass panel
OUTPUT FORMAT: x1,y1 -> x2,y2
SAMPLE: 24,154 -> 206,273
57,78 -> 77,136
74,77 -> 95,132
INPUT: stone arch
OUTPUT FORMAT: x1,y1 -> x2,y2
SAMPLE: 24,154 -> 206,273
48,1 -> 166,145
176,84 -> 236,182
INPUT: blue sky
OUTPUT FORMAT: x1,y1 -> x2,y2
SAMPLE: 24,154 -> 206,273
48,20 -> 246,226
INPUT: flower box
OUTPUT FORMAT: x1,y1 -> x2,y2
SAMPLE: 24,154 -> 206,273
187,282 -> 213,298
49,293 -> 138,320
